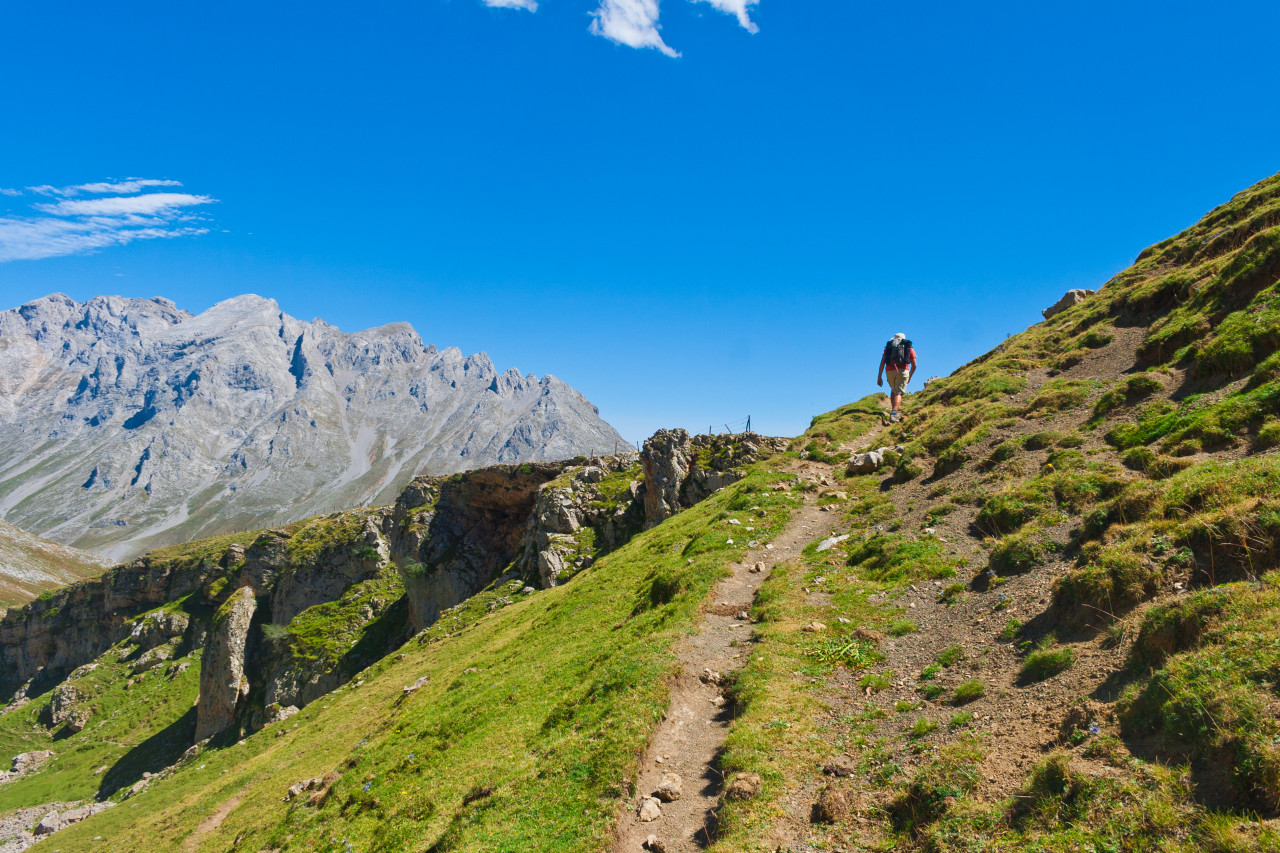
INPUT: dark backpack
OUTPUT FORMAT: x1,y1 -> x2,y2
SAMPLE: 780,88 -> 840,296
884,338 -> 912,366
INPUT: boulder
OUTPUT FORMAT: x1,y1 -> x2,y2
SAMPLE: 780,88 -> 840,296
44,682 -> 89,732
128,611 -> 190,651
845,450 -> 883,476
638,796 -> 662,822
1042,289 -> 1096,320
813,785 -> 853,823
654,773 -> 683,802
724,772 -> 762,801
195,586 -> 257,741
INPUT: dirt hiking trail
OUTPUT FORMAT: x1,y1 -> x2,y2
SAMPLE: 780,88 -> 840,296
612,428 -> 887,853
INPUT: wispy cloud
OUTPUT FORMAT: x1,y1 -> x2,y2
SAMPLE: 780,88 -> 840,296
0,180 -> 216,263
483,0 -> 538,9
590,0 -> 679,57
692,0 -> 758,33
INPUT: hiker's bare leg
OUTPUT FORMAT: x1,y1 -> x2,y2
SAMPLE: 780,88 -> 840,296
891,392 -> 902,411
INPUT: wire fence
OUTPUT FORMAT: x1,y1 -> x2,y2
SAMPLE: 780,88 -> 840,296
609,415 -> 756,456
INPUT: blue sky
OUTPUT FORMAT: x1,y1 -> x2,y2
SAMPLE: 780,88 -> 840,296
2,1 -> 1278,443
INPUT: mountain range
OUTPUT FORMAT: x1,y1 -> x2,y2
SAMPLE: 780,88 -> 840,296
0,293 -> 625,560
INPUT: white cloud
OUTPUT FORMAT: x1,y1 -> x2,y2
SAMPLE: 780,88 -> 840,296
34,193 -> 213,218
692,0 -> 758,33
590,0 -> 679,57
0,188 -> 21,197
0,182 -> 216,263
483,0 -> 538,9
25,178 -> 185,197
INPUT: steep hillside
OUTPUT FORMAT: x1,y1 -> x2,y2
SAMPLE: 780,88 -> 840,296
0,293 -> 626,560
0,522 -> 111,608
2,172 -> 1280,852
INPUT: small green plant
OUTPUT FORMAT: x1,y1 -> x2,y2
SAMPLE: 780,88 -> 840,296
948,711 -> 974,729
859,671 -> 894,693
952,679 -> 985,704
908,718 -> 939,739
920,683 -> 947,701
887,618 -> 918,636
805,637 -> 884,669
998,617 -> 1023,642
920,663 -> 941,681
939,583 -> 966,605
894,700 -> 920,714
1021,643 -> 1075,682
937,645 -> 964,667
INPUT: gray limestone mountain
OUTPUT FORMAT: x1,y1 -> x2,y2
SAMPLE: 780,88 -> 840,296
0,293 -> 627,561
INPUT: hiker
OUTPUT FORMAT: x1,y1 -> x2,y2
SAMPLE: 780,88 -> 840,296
877,332 -> 916,422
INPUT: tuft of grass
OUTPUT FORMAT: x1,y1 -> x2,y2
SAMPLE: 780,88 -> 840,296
1020,643 -> 1075,683
939,583 -> 966,605
948,711 -> 974,729
858,671 -> 894,693
886,618 -> 918,637
936,645 -> 965,667
951,679 -> 985,704
907,718 -> 939,739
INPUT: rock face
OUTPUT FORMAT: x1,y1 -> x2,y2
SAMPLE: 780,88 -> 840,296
196,586 -> 257,741
1042,288 -> 1096,320
516,458 -> 645,588
0,293 -> 627,561
641,430 -> 786,527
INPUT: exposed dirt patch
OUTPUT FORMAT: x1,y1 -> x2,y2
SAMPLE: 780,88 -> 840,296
181,793 -> 243,852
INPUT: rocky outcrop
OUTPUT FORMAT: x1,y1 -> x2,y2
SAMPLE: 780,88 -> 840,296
0,555 -> 213,699
391,463 -> 566,631
0,293 -> 626,561
641,430 -> 786,527
1042,288 -> 1096,320
195,587 -> 257,741
271,516 -> 389,625
128,611 -> 189,652
42,682 -> 90,733
0,751 -> 53,787
516,458 -> 645,588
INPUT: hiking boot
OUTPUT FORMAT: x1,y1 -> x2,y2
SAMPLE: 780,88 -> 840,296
890,411 -> 900,423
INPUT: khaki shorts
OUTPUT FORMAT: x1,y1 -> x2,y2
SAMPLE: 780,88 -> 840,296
885,368 -> 910,394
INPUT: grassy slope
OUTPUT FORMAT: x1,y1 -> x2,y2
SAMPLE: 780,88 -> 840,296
0,520 -> 112,607
710,172 -> 1280,851
41,465 -> 801,852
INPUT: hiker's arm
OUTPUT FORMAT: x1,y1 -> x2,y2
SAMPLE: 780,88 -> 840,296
907,351 -> 918,383
877,354 -> 886,385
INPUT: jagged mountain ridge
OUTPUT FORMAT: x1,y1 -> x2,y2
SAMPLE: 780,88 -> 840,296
0,293 -> 626,560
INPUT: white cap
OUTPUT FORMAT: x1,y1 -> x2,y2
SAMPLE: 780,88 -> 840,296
892,332 -> 906,340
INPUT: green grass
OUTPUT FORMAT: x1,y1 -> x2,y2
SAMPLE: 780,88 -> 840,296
42,469 -> 803,852
0,602 -> 204,812
886,618 -> 918,636
845,534 -> 964,583
1020,643 -> 1075,683
907,718 -> 939,739
1118,573 -> 1280,810
951,679 -> 985,704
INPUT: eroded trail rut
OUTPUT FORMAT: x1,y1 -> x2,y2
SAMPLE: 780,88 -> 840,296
612,453 -> 860,853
